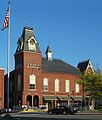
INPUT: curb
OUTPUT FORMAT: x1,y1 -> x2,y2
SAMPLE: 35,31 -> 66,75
75,111 -> 102,115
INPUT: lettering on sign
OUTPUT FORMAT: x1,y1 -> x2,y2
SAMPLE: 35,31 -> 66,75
26,62 -> 40,69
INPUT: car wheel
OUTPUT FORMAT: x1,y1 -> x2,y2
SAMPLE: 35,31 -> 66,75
63,111 -> 67,115
70,112 -> 74,115
48,111 -> 52,115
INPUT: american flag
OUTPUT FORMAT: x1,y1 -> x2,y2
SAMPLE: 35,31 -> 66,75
2,4 -> 10,30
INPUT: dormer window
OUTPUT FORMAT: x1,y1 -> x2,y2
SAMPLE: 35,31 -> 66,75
30,39 -> 35,45
15,27 -> 41,54
28,37 -> 37,51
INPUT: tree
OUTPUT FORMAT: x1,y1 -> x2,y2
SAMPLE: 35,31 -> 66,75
94,63 -> 102,74
79,73 -> 102,110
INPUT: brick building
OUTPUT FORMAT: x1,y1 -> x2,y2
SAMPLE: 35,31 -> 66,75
0,68 -> 4,109
5,27 -> 85,109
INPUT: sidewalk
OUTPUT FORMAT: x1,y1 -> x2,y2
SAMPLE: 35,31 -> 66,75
76,110 -> 102,115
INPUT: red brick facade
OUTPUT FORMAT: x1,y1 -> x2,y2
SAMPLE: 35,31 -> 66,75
5,27 -> 83,109
14,51 -> 82,109
2,27 -> 95,110
0,68 -> 4,109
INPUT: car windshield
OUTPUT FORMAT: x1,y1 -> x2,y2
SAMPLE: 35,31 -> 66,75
72,105 -> 80,107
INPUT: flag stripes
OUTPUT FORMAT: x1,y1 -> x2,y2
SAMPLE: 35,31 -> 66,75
2,5 -> 10,30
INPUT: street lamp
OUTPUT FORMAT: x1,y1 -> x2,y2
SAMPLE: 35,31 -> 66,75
72,90 -> 74,99
68,93 -> 70,106
82,83 -> 85,110
71,90 -> 75,104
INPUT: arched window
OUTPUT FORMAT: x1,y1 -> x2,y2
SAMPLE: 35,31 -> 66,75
29,74 -> 36,90
28,37 -> 37,51
43,78 -> 48,91
65,80 -> 70,92
18,74 -> 22,90
75,83 -> 80,93
55,79 -> 59,92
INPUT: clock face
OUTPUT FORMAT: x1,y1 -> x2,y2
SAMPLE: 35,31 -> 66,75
30,39 -> 35,45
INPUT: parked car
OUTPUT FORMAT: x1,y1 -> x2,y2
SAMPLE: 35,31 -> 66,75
71,104 -> 82,112
70,106 -> 78,113
5,108 -> 12,112
47,105 -> 75,115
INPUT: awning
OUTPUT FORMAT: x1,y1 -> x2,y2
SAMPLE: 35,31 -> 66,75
43,96 -> 58,100
58,96 -> 68,101
71,96 -> 82,101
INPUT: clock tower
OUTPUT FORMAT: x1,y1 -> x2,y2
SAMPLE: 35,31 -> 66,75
14,27 -> 42,106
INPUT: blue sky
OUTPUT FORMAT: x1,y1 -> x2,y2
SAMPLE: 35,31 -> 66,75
0,0 -> 102,74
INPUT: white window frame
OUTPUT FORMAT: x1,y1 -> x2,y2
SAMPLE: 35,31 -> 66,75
28,42 -> 36,51
29,74 -> 36,90
55,79 -> 59,92
65,80 -> 70,92
43,78 -> 48,91
75,83 -> 80,93
28,37 -> 37,51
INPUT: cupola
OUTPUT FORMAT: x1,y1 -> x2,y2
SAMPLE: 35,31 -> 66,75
45,46 -> 52,60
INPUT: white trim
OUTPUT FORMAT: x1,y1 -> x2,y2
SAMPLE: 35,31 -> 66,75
15,50 -> 41,55
0,68 -> 4,70
86,61 -> 94,74
55,79 -> 59,92
75,83 -> 80,93
65,80 -> 70,92
28,36 -> 37,43
43,78 -> 48,91
29,74 -> 36,84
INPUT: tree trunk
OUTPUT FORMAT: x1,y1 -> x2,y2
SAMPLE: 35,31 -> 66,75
90,98 -> 95,110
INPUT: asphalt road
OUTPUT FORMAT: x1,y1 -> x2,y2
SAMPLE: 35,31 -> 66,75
0,112 -> 102,120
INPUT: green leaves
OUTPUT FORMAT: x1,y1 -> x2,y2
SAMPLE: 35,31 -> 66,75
79,73 -> 102,99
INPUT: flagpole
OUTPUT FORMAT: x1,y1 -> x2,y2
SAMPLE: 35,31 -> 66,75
7,1 -> 10,115
2,1 -> 12,118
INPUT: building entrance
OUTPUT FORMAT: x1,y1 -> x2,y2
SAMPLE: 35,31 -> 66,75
33,95 -> 39,107
27,95 -> 32,107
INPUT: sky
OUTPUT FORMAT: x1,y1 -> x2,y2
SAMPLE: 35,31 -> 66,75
0,0 -> 102,74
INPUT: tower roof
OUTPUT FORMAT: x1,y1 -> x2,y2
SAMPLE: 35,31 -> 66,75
45,45 -> 52,53
77,59 -> 90,74
15,27 -> 41,54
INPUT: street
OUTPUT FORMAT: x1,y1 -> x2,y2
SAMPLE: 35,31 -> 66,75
0,112 -> 102,120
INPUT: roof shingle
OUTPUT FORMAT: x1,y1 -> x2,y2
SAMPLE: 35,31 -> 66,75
42,58 -> 80,75
77,60 -> 90,73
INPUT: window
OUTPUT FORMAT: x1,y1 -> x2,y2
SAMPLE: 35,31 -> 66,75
29,74 -> 36,90
75,83 -> 80,93
18,75 -> 22,90
65,80 -> 70,92
55,79 -> 59,92
43,78 -> 48,91
28,38 -> 36,51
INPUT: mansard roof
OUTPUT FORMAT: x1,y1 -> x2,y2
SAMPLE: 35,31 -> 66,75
42,58 -> 80,75
77,59 -> 90,74
15,27 -> 41,54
